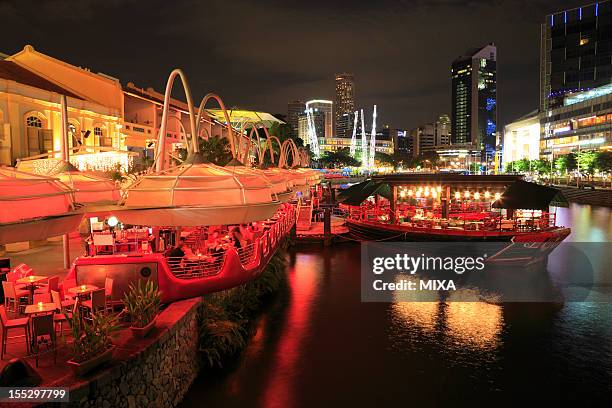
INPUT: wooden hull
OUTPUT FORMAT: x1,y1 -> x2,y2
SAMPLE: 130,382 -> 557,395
346,218 -> 571,243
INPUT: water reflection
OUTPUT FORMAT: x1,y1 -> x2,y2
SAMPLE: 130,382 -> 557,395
392,300 -> 502,351
260,253 -> 321,408
181,204 -> 612,407
555,203 -> 612,241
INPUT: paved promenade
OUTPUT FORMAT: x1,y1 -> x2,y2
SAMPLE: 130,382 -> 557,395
5,235 -> 84,278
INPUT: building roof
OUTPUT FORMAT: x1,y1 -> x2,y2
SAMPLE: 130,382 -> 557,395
0,60 -> 82,99
205,109 -> 285,127
122,82 -> 190,113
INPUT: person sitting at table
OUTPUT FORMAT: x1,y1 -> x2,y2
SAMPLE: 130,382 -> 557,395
167,237 -> 187,271
230,227 -> 243,249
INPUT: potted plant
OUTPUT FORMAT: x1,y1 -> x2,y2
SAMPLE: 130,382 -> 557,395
123,280 -> 161,338
67,310 -> 120,376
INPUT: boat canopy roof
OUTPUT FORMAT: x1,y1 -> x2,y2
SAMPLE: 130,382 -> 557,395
0,166 -> 74,224
492,180 -> 568,210
372,173 -> 521,186
339,180 -> 392,206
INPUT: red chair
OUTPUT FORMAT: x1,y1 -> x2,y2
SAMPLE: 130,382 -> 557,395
2,281 -> 28,313
0,305 -> 30,359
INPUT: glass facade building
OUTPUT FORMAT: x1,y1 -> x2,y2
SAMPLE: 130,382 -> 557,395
539,1 -> 612,158
335,73 -> 355,138
451,44 -> 497,161
540,1 -> 612,111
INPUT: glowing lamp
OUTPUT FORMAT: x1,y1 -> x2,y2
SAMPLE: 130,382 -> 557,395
494,192 -> 501,201
431,190 -> 437,198
454,192 -> 460,200
424,190 -> 430,197
416,191 -> 422,198
81,285 -> 86,291
464,191 -> 470,198
29,276 -> 34,282
484,191 -> 491,199
408,190 -> 414,197
400,190 -> 406,198
107,216 -> 119,228
37,302 -> 43,309
437,186 -> 442,192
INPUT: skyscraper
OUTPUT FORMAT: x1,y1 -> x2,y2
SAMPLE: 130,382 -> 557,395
540,1 -> 612,111
451,44 -> 497,160
287,100 -> 306,135
306,100 -> 333,139
539,1 -> 612,159
335,73 -> 355,138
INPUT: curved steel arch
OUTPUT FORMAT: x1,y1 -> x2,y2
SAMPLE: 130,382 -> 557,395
155,69 -> 197,172
195,93 -> 237,159
279,139 -> 300,168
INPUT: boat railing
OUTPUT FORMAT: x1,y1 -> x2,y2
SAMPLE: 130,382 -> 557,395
352,205 -> 558,233
163,206 -> 295,280
166,254 -> 225,279
237,242 -> 257,266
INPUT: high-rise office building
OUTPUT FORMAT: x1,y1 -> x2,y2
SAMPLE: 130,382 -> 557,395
540,1 -> 612,111
305,100 -> 333,138
539,1 -> 612,159
434,114 -> 451,146
335,73 -> 355,138
451,44 -> 497,160
287,100 -> 306,135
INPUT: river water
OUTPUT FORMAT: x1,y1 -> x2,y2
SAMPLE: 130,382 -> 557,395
180,203 -> 612,407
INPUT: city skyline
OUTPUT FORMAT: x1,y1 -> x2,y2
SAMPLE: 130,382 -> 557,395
0,0 -> 590,131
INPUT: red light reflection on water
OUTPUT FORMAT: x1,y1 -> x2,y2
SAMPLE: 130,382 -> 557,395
260,254 -> 321,408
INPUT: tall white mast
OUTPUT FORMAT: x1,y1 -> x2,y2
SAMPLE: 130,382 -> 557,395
349,110 -> 358,158
369,105 -> 377,169
360,109 -> 367,167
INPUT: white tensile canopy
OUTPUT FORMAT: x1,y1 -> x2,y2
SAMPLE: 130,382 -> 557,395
51,163 -> 121,204
118,162 -> 281,226
225,159 -> 293,202
0,167 -> 83,244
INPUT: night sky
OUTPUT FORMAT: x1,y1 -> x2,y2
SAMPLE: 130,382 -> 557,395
1,0 -> 588,130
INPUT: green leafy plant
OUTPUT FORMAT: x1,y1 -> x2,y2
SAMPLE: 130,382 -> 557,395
198,248 -> 288,368
123,280 -> 161,328
69,310 -> 120,363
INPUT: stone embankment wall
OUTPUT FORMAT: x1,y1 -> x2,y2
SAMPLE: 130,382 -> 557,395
64,298 -> 202,408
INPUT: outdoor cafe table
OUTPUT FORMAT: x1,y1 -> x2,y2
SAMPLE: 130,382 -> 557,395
24,302 -> 57,352
68,284 -> 99,301
16,275 -> 48,304
24,302 -> 56,316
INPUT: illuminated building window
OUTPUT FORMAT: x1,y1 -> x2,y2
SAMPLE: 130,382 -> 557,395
580,38 -> 589,46
26,116 -> 43,128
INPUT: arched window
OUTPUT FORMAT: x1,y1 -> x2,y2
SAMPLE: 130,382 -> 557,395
26,116 -> 43,128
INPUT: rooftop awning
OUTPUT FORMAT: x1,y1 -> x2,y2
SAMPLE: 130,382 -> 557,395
492,180 -> 568,210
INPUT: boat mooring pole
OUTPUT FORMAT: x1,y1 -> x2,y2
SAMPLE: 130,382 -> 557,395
323,207 -> 331,246
60,95 -> 70,270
